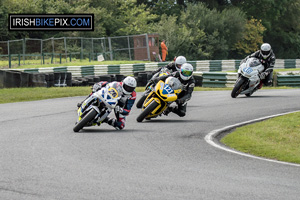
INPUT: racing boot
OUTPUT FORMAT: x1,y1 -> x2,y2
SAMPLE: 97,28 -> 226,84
163,106 -> 174,116
103,117 -> 120,130
257,81 -> 263,89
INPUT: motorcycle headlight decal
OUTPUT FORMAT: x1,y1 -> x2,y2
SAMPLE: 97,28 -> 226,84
163,84 -> 173,94
108,88 -> 118,99
160,82 -> 164,91
167,94 -> 175,97
243,67 -> 253,74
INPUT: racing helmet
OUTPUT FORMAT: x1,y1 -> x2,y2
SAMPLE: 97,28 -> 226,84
175,56 -> 187,71
122,76 -> 137,95
260,43 -> 272,59
179,63 -> 193,81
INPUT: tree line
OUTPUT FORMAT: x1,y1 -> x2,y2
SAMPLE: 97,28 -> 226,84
0,0 -> 299,60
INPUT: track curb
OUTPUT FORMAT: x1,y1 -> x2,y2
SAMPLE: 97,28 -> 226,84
205,110 -> 300,167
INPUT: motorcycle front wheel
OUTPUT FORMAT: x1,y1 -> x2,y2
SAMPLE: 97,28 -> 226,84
136,94 -> 147,109
73,109 -> 98,132
231,76 -> 248,98
136,100 -> 159,122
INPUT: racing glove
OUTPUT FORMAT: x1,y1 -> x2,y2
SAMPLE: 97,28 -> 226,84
259,72 -> 267,80
176,98 -> 185,104
114,105 -> 123,114
92,83 -> 102,93
152,77 -> 160,84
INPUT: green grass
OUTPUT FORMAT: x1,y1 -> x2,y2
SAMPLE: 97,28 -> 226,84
0,59 -> 150,69
274,68 -> 300,72
0,87 -> 91,104
221,112 -> 300,164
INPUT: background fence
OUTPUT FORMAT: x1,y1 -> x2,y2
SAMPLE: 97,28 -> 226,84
0,34 -> 159,68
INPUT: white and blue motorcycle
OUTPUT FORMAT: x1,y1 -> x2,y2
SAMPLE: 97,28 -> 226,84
231,57 -> 265,98
73,82 -> 122,132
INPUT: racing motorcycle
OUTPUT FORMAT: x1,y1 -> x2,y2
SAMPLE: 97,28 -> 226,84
73,82 -> 122,132
231,57 -> 265,98
136,76 -> 182,122
136,67 -> 172,109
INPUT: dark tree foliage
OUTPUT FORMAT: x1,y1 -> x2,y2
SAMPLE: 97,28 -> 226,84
231,0 -> 300,58
0,0 -> 299,59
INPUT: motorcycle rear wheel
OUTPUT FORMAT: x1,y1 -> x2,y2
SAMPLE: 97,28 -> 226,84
73,109 -> 98,132
231,77 -> 248,98
136,100 -> 159,122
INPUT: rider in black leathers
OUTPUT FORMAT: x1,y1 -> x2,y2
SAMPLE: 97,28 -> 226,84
136,56 -> 187,109
152,55 -> 187,75
242,43 -> 276,88
152,63 -> 195,117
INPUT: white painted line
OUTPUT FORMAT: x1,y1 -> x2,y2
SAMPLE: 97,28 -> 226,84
205,110 -> 300,167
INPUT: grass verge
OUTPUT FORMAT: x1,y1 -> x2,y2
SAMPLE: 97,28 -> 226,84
0,87 -> 91,104
221,112 -> 300,164
1,60 -> 150,69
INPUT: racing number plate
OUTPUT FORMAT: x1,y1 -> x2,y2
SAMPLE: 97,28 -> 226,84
243,67 -> 253,74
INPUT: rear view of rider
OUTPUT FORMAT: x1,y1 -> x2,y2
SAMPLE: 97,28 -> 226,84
152,63 -> 195,117
242,43 -> 276,88
85,76 -> 137,130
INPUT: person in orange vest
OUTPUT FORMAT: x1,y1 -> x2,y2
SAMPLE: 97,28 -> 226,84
161,39 -> 168,62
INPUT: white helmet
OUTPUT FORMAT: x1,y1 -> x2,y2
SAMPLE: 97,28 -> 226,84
260,43 -> 272,59
179,63 -> 193,81
122,76 -> 136,94
175,56 -> 187,71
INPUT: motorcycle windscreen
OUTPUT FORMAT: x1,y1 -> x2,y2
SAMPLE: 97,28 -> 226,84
165,77 -> 182,90
248,58 -> 261,67
103,82 -> 123,105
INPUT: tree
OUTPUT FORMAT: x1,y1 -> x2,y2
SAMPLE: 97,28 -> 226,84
155,14 -> 196,60
153,3 -> 247,60
233,18 -> 266,57
181,3 -> 246,59
115,0 -> 158,36
231,0 -> 300,58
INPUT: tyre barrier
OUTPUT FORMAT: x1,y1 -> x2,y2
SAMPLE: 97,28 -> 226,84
0,70 -> 72,88
134,71 -> 203,87
2,68 -> 300,89
72,71 -> 203,87
71,74 -> 125,87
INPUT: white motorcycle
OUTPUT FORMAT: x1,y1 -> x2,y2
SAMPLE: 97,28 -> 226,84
231,57 -> 265,98
73,82 -> 122,132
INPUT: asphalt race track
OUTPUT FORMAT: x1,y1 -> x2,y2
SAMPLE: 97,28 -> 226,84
1,89 -> 300,200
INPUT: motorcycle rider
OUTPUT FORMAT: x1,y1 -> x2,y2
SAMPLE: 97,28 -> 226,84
136,56 -> 187,109
80,76 -> 137,130
153,55 -> 187,75
241,43 -> 276,88
151,63 -> 195,117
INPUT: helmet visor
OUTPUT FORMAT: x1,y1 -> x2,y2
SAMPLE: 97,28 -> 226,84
181,69 -> 193,77
176,64 -> 182,69
123,84 -> 135,93
261,50 -> 270,56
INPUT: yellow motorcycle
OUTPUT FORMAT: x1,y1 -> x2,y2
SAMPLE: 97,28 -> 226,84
136,76 -> 182,122
136,67 -> 172,109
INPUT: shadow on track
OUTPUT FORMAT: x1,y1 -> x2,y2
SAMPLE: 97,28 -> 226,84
140,119 -> 206,123
234,95 -> 288,98
74,128 -> 144,134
